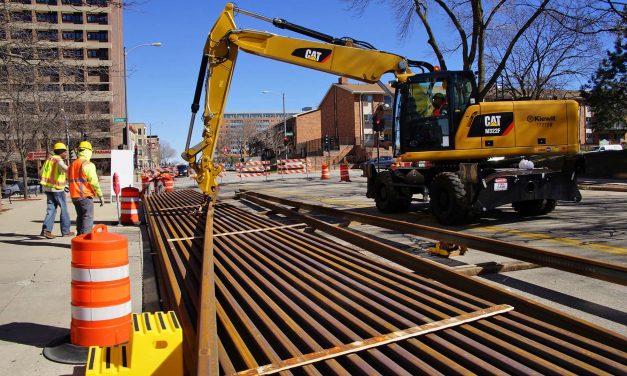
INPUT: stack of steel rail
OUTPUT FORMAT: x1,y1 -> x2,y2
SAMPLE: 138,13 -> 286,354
144,189 -> 627,375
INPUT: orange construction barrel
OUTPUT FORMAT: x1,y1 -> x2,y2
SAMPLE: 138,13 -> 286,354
70,224 -> 131,347
141,176 -> 153,196
339,164 -> 351,182
321,164 -> 330,180
120,187 -> 140,225
164,176 -> 174,192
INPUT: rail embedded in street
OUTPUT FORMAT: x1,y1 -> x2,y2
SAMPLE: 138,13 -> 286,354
144,189 -> 627,375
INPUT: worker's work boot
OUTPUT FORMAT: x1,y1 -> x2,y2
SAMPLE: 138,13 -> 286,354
42,230 -> 55,239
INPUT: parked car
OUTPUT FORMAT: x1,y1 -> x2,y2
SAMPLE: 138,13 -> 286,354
591,145 -> 623,152
2,179 -> 20,198
360,156 -> 394,170
224,163 -> 236,171
176,164 -> 189,177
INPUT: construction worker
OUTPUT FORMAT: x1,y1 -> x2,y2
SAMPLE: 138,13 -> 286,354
431,92 -> 448,116
40,143 -> 74,239
68,141 -> 104,234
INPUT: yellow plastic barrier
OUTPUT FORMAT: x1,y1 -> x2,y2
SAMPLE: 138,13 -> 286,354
85,311 -> 183,376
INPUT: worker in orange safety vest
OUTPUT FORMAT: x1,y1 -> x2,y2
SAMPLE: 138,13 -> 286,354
68,141 -> 104,234
40,142 -> 75,239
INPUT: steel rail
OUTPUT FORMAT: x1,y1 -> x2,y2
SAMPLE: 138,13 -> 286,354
238,191 -> 627,349
144,190 -> 627,375
238,190 -> 627,286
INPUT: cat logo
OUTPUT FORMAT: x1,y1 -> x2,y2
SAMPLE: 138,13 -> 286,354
291,48 -> 332,63
484,115 -> 502,127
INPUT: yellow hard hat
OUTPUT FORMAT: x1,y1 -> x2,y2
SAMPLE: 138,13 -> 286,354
78,141 -> 92,150
53,142 -> 67,151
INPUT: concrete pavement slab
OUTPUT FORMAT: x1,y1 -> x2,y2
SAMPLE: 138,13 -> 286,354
0,193 -> 146,376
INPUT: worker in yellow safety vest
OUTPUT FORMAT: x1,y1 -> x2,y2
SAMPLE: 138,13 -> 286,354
68,141 -> 104,234
40,143 -> 75,239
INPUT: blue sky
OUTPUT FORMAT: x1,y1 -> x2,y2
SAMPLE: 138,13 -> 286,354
123,1 -> 455,158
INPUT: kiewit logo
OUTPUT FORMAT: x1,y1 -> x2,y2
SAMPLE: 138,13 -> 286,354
291,48 -> 332,63
527,115 -> 556,122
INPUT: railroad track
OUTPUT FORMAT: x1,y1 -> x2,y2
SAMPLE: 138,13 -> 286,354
144,189 -> 627,375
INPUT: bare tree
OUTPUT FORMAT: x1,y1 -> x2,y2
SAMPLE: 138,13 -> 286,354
487,10 -> 600,99
345,0 -> 624,99
0,2 -> 118,196
160,142 -> 176,165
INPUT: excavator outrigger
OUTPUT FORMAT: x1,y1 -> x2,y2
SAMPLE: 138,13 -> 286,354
183,3 -> 583,224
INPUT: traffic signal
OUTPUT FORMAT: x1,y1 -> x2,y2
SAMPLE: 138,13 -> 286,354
372,115 -> 385,132
283,136 -> 289,145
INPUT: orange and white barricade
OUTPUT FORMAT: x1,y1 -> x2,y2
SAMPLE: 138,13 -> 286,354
237,161 -> 270,181
120,187 -> 140,225
278,159 -> 310,179
71,225 -> 131,346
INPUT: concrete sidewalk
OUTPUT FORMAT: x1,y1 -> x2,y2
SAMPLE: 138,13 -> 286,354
0,194 -> 145,376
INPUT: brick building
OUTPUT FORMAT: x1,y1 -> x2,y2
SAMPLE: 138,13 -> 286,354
291,78 -> 392,162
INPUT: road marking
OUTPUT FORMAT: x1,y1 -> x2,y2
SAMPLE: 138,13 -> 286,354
472,225 -> 627,255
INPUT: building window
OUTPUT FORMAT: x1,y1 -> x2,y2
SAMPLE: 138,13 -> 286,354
62,13 -> 83,24
63,84 -> 84,91
88,83 -> 109,91
11,48 -> 34,59
11,0 -> 32,4
11,11 -> 33,22
36,0 -> 58,4
62,30 -> 83,41
38,48 -> 59,59
63,48 -> 84,60
36,12 -> 58,23
87,31 -> 108,42
87,48 -> 108,60
86,0 -> 108,6
37,30 -> 58,42
11,29 -> 32,41
86,13 -> 107,24
62,0 -> 83,5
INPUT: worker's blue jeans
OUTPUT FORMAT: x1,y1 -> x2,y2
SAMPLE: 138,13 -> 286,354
42,191 -> 71,235
72,197 -> 94,235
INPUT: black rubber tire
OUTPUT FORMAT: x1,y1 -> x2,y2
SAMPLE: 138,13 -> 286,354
512,199 -> 557,216
429,172 -> 469,225
374,172 -> 411,213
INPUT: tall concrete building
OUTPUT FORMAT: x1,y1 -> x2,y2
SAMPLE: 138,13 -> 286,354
0,0 -> 124,152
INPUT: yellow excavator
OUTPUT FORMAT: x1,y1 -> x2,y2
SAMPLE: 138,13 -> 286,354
182,3 -> 583,224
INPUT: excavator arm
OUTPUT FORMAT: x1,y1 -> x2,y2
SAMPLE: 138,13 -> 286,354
182,3 -> 415,196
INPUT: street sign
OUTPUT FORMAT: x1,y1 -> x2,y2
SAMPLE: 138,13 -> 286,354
113,117 -> 126,122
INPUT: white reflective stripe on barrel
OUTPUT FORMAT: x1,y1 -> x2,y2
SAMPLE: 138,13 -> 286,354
71,265 -> 129,282
120,197 -> 139,203
121,209 -> 139,214
71,301 -> 131,321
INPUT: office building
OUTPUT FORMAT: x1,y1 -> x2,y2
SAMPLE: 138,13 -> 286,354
0,0 -> 124,153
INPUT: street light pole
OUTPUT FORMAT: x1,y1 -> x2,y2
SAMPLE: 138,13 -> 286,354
60,108 -> 70,164
123,42 -> 162,150
282,92 -> 287,160
148,122 -> 152,169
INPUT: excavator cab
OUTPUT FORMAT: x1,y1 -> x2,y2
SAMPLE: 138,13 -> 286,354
394,71 -> 477,155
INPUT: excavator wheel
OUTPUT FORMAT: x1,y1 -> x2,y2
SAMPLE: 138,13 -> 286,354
374,171 -> 411,213
429,172 -> 470,225
512,199 -> 557,216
